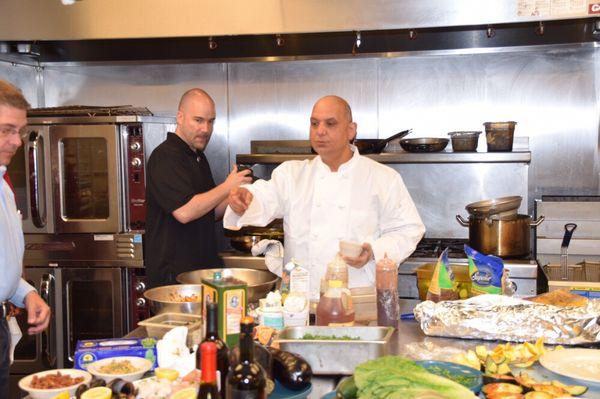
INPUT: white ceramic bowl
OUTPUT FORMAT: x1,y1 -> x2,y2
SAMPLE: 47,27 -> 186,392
87,356 -> 153,383
339,240 -> 363,258
18,368 -> 92,399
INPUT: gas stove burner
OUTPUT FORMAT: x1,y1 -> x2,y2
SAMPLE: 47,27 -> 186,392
411,238 -> 469,259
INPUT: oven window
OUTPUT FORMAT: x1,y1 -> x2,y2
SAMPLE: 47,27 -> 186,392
68,280 -> 114,345
61,138 -> 109,219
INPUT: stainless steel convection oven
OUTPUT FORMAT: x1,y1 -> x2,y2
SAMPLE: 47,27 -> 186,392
8,107 -> 175,395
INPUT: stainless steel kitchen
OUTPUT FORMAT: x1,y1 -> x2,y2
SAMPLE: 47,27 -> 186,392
1,1 -> 600,399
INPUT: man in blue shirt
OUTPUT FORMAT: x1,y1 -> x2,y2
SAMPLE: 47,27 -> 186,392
0,80 -> 50,397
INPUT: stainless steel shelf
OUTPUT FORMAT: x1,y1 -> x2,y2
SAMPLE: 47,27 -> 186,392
236,151 -> 531,164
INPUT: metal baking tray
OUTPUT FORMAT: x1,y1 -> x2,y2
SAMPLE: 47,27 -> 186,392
275,326 -> 394,374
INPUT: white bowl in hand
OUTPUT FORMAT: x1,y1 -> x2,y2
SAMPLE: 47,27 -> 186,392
87,356 -> 153,383
18,368 -> 92,399
339,240 -> 363,258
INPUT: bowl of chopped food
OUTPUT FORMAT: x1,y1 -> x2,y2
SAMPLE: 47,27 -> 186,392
143,284 -> 203,315
87,356 -> 153,383
18,368 -> 92,399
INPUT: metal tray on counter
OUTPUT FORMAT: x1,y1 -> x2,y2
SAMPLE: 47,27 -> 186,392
275,326 -> 393,375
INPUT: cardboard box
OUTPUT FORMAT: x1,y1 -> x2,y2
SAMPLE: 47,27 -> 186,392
74,337 -> 158,370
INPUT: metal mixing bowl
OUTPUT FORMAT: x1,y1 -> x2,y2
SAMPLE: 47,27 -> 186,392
143,284 -> 203,315
176,268 -> 279,304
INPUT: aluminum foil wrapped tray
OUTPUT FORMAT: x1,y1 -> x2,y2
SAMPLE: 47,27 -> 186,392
414,294 -> 600,345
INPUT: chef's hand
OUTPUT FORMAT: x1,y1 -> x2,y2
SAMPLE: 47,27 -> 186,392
24,291 -> 51,335
229,187 -> 254,215
342,243 -> 374,269
224,165 -> 253,190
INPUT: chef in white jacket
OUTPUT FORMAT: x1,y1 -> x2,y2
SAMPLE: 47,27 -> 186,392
224,95 -> 425,300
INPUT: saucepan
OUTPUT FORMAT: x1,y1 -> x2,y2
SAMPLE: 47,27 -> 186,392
400,138 -> 449,153
353,129 -> 412,154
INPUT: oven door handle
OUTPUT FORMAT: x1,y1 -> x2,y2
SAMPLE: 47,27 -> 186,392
28,131 -> 46,228
65,281 -> 75,362
40,273 -> 56,368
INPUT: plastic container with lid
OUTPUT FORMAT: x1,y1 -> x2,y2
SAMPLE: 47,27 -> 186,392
316,280 -> 355,326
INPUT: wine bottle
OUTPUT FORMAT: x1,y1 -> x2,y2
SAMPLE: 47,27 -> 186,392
199,302 -> 230,397
226,317 -> 266,399
199,341 -> 220,399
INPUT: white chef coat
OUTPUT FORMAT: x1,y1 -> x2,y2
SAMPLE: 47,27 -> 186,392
224,146 -> 425,299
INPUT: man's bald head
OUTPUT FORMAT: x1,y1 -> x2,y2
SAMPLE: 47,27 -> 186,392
178,88 -> 214,111
312,95 -> 353,123
175,88 -> 216,151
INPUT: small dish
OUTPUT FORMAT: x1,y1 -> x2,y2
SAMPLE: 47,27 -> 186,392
339,240 -> 363,258
87,356 -> 153,383
18,368 -> 92,399
416,360 -> 483,393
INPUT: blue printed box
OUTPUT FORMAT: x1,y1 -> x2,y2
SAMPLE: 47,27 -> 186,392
74,337 -> 158,370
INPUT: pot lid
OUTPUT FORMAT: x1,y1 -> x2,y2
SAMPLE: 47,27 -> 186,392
465,196 -> 522,217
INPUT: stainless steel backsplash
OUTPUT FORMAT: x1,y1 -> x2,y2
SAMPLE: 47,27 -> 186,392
1,44 -> 598,238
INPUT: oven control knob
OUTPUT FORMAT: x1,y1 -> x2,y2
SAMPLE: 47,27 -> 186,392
135,282 -> 146,293
130,142 -> 141,152
131,157 -> 142,168
135,298 -> 146,307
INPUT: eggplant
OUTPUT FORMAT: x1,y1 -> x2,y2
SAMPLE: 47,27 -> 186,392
108,378 -> 136,396
267,347 -> 312,391
89,378 -> 107,388
75,383 -> 88,398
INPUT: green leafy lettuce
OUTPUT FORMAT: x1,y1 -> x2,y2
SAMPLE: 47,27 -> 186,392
354,356 -> 477,399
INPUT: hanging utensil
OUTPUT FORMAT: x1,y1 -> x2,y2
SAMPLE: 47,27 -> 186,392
560,223 -> 577,280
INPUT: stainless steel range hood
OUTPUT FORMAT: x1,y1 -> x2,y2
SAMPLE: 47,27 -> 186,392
0,0 -> 597,41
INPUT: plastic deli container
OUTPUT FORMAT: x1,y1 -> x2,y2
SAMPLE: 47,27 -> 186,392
138,313 -> 203,347
484,121 -> 517,152
448,131 -> 481,152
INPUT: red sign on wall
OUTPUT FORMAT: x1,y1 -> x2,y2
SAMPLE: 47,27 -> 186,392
589,2 -> 600,14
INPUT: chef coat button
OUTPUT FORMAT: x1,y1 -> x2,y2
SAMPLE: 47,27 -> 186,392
338,205 -> 346,210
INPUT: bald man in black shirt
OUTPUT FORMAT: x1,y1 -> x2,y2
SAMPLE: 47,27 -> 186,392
145,89 -> 251,287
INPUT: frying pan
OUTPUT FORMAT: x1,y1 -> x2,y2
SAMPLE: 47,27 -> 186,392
354,129 -> 411,154
399,138 -> 449,153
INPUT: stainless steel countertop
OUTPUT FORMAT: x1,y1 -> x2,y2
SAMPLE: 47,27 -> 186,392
127,312 -> 600,398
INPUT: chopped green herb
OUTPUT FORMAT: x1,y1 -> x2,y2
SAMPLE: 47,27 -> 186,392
301,333 -> 360,341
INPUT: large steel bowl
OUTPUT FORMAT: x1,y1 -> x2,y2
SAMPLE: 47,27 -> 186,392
176,268 -> 279,304
143,284 -> 203,315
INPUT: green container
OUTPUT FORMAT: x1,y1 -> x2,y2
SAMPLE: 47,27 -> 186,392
202,272 -> 247,347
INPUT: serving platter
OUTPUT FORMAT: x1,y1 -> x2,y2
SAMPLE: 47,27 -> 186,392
539,348 -> 600,385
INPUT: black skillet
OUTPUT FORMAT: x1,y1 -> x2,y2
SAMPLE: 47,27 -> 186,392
399,137 -> 450,153
353,129 -> 412,154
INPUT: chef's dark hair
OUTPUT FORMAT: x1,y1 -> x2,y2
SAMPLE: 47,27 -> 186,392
0,80 -> 30,110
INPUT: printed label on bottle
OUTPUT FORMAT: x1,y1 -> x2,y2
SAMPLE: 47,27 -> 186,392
225,289 -> 245,335
290,266 -> 310,295
328,321 -> 354,327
